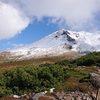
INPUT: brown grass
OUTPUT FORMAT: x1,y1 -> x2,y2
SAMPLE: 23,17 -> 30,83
0,51 -> 82,72
56,78 -> 91,93
0,97 -> 21,100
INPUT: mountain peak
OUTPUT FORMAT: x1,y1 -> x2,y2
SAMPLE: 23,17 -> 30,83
4,30 -> 100,60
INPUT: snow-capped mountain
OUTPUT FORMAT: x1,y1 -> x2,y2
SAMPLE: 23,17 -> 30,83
5,29 -> 100,59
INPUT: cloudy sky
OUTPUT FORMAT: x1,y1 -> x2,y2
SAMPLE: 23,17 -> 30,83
0,0 -> 100,50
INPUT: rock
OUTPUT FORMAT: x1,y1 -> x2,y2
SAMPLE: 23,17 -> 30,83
32,93 -> 44,100
86,97 -> 92,100
66,95 -> 72,100
91,92 -> 96,99
89,73 -> 100,100
76,96 -> 82,100
51,91 -> 93,100
82,96 -> 86,100
89,73 -> 100,88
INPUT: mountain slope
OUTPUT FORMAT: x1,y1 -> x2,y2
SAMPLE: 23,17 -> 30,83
3,29 -> 100,59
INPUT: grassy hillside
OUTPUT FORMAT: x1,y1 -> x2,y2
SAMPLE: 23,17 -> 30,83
0,52 -> 100,97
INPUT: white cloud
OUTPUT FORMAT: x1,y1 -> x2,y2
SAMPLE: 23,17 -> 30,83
7,42 -> 26,48
0,0 -> 100,40
11,43 -> 25,48
0,1 -> 30,40
18,0 -> 100,30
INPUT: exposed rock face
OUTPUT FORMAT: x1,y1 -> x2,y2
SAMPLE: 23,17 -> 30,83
89,73 -> 100,88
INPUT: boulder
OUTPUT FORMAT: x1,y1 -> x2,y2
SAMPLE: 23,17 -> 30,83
89,73 -> 100,88
89,73 -> 100,100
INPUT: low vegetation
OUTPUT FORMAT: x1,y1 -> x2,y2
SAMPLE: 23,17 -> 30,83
0,52 -> 100,97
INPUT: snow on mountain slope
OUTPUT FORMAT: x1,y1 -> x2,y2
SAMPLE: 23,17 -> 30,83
7,29 -> 100,59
